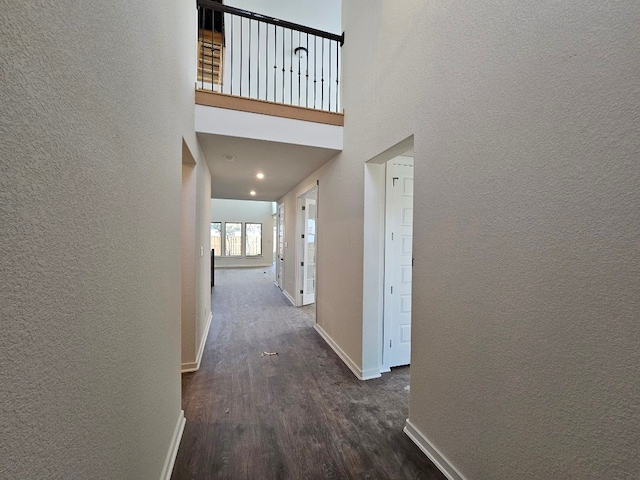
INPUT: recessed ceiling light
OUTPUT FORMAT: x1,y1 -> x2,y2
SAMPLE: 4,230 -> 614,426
250,190 -> 256,196
256,173 -> 264,179
225,155 -> 235,162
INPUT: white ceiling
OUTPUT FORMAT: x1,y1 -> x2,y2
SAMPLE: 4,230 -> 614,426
197,132 -> 340,201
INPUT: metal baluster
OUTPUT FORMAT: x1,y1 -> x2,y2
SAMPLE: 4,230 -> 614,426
240,17 -> 243,97
281,26 -> 285,104
258,22 -> 261,100
289,29 -> 293,105
230,14 -> 233,95
297,31 -> 301,106
314,36 -> 317,109
273,25 -> 277,102
329,37 -> 332,112
336,40 -> 340,112
321,39 -> 325,110
305,32 -> 309,108
266,22 -> 269,101
248,19 -> 252,98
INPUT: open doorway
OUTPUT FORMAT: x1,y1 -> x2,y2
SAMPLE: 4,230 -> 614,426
181,141 -> 197,372
273,216 -> 277,262
362,135 -> 414,379
276,203 -> 285,290
297,186 -> 318,306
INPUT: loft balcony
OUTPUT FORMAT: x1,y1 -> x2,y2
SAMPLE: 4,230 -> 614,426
194,1 -> 343,202
196,0 -> 344,126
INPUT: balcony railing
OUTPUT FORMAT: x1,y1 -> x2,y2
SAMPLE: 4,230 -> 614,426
197,0 -> 344,113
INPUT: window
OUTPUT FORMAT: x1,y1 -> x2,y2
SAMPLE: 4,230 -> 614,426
214,221 -> 263,258
225,222 -> 242,256
245,223 -> 262,256
210,222 -> 221,256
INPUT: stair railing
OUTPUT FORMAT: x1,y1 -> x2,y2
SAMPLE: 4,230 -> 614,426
197,0 -> 344,113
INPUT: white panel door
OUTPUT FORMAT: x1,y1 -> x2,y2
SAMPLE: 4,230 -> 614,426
277,203 -> 284,290
383,158 -> 414,368
302,198 -> 317,305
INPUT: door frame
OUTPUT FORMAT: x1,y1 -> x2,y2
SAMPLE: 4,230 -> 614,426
362,135 -> 414,379
296,186 -> 318,306
382,157 -> 414,371
277,203 -> 285,290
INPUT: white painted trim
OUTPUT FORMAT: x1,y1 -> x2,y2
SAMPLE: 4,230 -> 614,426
181,312 -> 212,373
296,194 -> 304,306
360,366 -> 382,380
314,324 -> 381,381
276,203 -> 285,291
196,311 -> 213,368
362,161 -> 386,376
159,410 -> 186,480
282,289 -> 296,306
297,186 -> 318,307
403,419 -> 466,480
214,264 -> 273,269
181,362 -> 198,372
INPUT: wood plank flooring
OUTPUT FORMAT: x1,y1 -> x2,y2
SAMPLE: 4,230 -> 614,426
172,267 -> 446,480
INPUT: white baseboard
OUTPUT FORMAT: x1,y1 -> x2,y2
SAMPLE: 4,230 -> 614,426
181,364 -> 198,372
313,324 -> 380,380
214,264 -> 273,269
282,290 -> 296,306
403,419 -> 466,480
181,312 -> 212,373
361,366 -> 382,380
159,410 -> 186,480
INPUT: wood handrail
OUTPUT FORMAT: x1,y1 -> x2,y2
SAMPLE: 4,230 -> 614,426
197,0 -> 344,45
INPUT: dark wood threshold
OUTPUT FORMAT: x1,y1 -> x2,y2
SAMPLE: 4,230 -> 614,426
195,89 -> 344,126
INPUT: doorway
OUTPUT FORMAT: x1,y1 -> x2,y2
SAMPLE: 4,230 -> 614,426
181,140 -> 197,372
361,135 -> 414,379
277,203 -> 285,290
297,186 -> 318,306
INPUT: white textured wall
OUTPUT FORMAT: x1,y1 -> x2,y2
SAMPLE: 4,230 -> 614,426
337,1 -> 640,478
290,151 -> 364,367
211,199 -> 274,267
179,4 -> 213,373
1,0 -> 201,478
195,159 -> 212,361
182,145 -> 212,371
195,105 -> 343,150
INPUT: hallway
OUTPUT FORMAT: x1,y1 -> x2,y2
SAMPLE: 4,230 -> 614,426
172,267 -> 445,479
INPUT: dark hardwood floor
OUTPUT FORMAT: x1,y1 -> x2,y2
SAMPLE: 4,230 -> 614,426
172,267 -> 446,480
